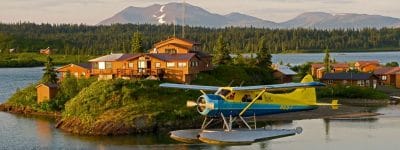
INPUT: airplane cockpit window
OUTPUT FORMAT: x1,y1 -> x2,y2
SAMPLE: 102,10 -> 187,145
241,94 -> 253,102
218,89 -> 231,97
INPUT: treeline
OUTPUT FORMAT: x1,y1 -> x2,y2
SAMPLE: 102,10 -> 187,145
0,23 -> 400,55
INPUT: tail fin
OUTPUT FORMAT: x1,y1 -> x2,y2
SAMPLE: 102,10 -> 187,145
294,74 -> 317,105
267,75 -> 317,105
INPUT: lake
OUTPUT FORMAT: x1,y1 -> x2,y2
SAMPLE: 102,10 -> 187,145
1,52 -> 400,149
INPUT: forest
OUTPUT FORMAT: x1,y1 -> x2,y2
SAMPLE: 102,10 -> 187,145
0,23 -> 400,55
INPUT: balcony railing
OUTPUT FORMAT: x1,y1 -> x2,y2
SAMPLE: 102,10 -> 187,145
91,68 -> 175,77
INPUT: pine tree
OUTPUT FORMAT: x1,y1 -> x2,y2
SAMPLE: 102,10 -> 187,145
213,34 -> 231,65
131,31 -> 143,54
323,48 -> 332,73
256,36 -> 272,68
41,56 -> 58,84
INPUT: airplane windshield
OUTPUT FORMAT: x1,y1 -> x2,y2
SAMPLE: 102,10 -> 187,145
218,89 -> 231,97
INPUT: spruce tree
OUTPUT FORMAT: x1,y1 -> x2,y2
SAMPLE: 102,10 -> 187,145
131,31 -> 144,54
256,36 -> 272,68
41,56 -> 58,84
213,34 -> 231,65
323,48 -> 332,73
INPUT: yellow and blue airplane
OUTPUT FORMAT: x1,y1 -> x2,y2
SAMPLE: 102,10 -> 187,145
160,75 -> 339,144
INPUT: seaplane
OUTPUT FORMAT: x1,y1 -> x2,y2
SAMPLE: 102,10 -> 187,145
160,75 -> 339,145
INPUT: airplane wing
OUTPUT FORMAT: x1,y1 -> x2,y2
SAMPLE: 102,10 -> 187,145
159,83 -> 220,91
160,82 -> 324,91
231,82 -> 325,91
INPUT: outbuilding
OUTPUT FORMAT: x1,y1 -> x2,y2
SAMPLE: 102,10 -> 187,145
36,83 -> 58,103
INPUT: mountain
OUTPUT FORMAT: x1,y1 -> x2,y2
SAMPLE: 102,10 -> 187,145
98,2 -> 400,29
281,12 -> 400,29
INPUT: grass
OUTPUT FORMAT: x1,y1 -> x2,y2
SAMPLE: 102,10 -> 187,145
192,65 -> 275,86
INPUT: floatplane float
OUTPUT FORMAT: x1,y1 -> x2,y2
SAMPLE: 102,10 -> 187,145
160,75 -> 339,145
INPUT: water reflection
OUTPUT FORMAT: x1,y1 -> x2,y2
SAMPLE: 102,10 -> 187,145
36,119 -> 52,146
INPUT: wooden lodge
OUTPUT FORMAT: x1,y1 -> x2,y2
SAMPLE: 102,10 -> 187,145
374,67 -> 400,88
86,37 -> 213,83
320,72 -> 379,88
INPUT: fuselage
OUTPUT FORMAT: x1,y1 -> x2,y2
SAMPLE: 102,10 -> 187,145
199,94 -> 317,117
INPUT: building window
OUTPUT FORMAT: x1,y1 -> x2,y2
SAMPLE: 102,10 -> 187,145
155,62 -> 161,68
105,62 -> 112,69
191,61 -> 199,67
327,80 -> 333,84
357,80 -> 364,86
128,62 -> 134,68
178,62 -> 187,68
82,72 -> 86,76
382,75 -> 387,81
167,62 -> 175,68
138,60 -> 146,69
74,72 -> 79,77
166,48 -> 177,54
98,62 -> 105,69
93,63 -> 99,69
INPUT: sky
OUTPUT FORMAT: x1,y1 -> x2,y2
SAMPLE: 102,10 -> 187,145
1,0 -> 400,25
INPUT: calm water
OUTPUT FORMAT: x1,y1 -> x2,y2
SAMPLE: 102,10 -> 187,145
1,52 -> 400,149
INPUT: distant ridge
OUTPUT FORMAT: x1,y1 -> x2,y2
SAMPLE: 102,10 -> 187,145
98,2 -> 400,29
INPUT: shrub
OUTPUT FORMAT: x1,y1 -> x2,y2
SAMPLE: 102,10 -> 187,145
317,85 -> 388,99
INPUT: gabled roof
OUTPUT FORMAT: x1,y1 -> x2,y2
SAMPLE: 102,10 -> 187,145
89,53 -> 140,62
355,60 -> 380,67
332,63 -> 349,68
321,72 -> 378,80
36,83 -> 58,88
158,43 -> 192,50
148,53 -> 197,61
311,63 -> 349,69
374,67 -> 400,75
154,37 -> 200,46
76,63 -> 92,70
56,63 -> 92,71
311,63 -> 324,68
273,65 -> 297,75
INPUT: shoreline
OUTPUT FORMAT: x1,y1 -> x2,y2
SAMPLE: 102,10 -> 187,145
0,101 -> 386,136
0,103 -> 61,118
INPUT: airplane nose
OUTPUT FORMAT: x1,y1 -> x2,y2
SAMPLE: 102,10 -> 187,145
196,95 -> 214,115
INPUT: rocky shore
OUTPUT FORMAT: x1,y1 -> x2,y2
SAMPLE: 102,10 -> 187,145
0,103 -> 61,117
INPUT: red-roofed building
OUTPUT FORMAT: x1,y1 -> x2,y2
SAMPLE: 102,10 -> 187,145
355,60 -> 380,72
311,63 -> 350,79
56,63 -> 92,80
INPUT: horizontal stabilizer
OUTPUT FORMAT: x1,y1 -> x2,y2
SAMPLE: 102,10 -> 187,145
315,100 -> 340,109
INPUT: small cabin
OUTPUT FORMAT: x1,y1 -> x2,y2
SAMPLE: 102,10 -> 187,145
36,83 -> 58,103
272,64 -> 297,83
56,63 -> 92,80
